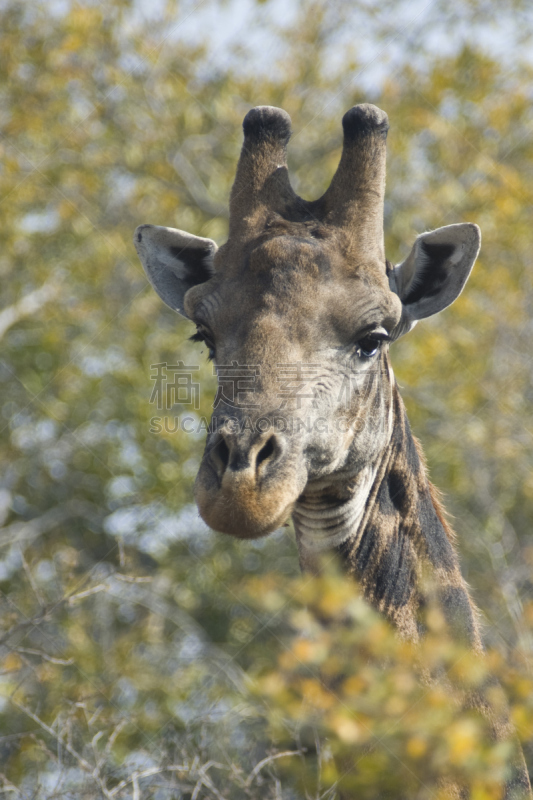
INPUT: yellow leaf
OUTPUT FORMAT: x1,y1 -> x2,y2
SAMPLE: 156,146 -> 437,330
330,714 -> 362,744
406,736 -> 427,759
3,653 -> 22,672
446,719 -> 481,764
300,678 -> 335,710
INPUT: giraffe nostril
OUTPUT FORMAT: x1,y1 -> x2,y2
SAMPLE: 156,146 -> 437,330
257,435 -> 276,468
210,432 -> 280,479
213,437 -> 230,471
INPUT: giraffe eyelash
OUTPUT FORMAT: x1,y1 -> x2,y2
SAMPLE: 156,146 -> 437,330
190,329 -> 216,361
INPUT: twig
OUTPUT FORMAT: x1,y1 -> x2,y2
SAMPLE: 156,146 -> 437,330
194,762 -> 227,800
87,705 -> 103,728
0,501 -> 92,549
117,538 -> 126,569
108,765 -> 188,797
314,725 -> 322,796
104,719 -> 128,758
19,550 -> 46,609
13,647 -> 73,666
91,730 -> 105,767
114,573 -> 153,583
245,750 -> 304,788
0,772 -> 24,796
172,152 -> 228,218
11,697 -> 93,772
0,281 -> 59,342
68,584 -> 108,603
0,603 -> 67,647
10,697 -> 113,799
190,773 -> 204,800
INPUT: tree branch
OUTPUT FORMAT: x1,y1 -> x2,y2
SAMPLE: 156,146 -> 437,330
171,151 -> 228,219
0,500 -> 95,549
0,281 -> 59,342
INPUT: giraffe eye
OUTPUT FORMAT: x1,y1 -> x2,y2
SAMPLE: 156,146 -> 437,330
358,338 -> 379,358
356,332 -> 389,359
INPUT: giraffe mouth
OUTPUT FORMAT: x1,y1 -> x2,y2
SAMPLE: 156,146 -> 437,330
198,499 -> 295,539
194,475 -> 298,539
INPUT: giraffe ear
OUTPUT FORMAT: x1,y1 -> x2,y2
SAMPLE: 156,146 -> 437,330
389,223 -> 480,333
134,225 -> 217,317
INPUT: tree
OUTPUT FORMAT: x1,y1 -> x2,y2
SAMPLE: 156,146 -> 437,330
0,1 -> 532,796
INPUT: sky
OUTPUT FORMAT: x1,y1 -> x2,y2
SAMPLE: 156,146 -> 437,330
126,0 -> 533,94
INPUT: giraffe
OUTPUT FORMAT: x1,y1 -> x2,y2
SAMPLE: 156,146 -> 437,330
134,104 -> 531,796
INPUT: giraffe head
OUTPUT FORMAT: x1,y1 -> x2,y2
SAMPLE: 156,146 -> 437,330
135,104 -> 480,540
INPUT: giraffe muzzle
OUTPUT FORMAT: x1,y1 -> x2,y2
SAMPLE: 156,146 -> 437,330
194,425 -> 307,539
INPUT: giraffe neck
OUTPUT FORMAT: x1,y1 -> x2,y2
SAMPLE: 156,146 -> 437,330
293,383 -> 482,646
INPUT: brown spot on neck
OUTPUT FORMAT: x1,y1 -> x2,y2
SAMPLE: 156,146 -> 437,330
338,385 -> 480,646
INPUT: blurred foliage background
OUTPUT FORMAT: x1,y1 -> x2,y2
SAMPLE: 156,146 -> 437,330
1,0 -> 533,797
